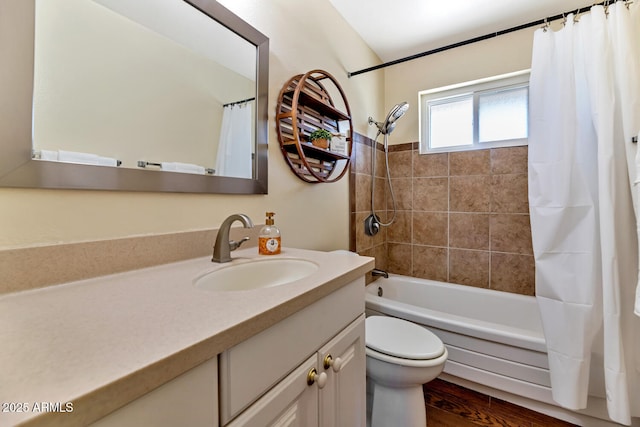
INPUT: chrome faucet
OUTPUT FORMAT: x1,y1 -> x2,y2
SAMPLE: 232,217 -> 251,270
212,214 -> 254,263
371,268 -> 389,279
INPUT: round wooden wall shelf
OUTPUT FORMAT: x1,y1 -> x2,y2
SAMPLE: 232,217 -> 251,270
276,70 -> 353,183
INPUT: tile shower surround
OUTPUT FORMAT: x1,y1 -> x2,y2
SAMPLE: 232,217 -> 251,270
350,133 -> 534,295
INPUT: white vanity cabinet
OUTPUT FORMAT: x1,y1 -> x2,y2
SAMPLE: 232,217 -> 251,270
221,278 -> 366,427
91,276 -> 366,427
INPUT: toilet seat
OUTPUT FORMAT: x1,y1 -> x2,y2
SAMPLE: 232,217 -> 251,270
366,316 -> 445,360
366,346 -> 448,368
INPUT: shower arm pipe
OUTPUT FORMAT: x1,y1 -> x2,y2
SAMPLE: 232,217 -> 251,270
347,0 -> 627,77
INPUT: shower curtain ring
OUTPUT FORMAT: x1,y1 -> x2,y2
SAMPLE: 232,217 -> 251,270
542,17 -> 549,32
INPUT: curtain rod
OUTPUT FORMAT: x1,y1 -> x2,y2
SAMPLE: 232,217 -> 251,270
347,0 -> 627,77
223,97 -> 255,108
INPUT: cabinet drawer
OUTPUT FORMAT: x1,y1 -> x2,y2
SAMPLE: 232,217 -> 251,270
220,277 -> 364,425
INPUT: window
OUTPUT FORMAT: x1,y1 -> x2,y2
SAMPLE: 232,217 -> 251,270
419,70 -> 529,153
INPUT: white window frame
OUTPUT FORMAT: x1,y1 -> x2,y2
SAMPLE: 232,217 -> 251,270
419,69 -> 530,154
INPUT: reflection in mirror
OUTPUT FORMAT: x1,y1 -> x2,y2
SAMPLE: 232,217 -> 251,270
33,0 -> 256,179
0,0 -> 268,193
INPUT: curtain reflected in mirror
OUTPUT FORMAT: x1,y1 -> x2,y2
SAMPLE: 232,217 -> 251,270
216,100 -> 254,178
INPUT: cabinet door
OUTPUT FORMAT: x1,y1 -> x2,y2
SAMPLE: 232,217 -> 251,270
318,314 -> 366,427
227,354 -> 319,427
220,278 -> 364,424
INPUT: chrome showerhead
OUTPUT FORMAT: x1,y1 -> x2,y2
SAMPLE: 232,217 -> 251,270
368,102 -> 409,135
387,101 -> 409,124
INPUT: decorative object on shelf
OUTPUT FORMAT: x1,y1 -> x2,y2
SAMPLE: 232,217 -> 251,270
330,133 -> 348,155
308,129 -> 333,149
276,69 -> 353,183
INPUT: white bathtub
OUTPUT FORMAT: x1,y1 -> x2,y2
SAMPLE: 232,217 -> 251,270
365,274 -> 627,427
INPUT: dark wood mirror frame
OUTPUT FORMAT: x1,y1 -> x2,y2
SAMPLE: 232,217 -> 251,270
0,0 -> 268,194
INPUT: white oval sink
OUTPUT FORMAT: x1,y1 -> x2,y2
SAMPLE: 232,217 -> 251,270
194,258 -> 319,292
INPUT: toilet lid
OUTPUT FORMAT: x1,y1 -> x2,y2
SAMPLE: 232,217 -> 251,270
366,316 -> 445,360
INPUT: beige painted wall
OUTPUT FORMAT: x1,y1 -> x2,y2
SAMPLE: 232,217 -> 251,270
384,27 -> 536,145
0,0 -> 384,250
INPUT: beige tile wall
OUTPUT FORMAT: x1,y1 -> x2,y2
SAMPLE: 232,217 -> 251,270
350,133 -> 389,281
351,134 -> 535,295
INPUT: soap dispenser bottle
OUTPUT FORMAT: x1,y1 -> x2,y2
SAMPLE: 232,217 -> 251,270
259,212 -> 281,255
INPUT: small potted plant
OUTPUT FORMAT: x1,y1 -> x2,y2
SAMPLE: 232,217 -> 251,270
308,129 -> 332,149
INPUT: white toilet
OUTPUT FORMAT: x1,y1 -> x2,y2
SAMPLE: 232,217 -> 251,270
365,315 -> 448,427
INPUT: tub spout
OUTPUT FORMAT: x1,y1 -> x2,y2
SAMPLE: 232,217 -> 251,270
371,268 -> 389,279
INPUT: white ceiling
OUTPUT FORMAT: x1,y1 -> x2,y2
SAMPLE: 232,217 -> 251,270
329,0 -> 596,63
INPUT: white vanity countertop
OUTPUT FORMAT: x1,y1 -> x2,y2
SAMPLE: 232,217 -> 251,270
0,248 -> 374,427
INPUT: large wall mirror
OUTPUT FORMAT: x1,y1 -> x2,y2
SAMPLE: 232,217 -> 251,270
0,0 -> 268,194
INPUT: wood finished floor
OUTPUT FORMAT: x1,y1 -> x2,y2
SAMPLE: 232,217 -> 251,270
423,379 -> 579,427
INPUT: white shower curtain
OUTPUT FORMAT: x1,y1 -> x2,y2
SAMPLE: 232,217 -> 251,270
215,102 -> 253,179
528,3 -> 640,425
